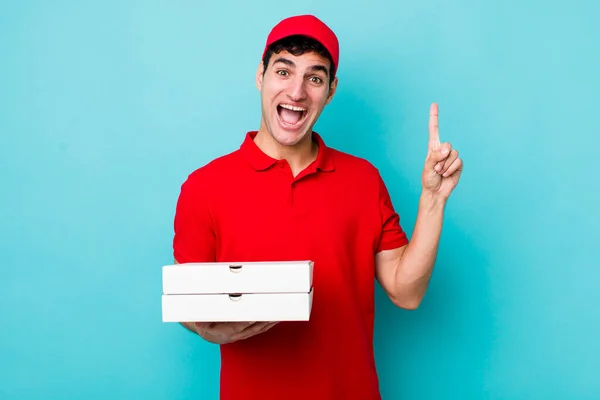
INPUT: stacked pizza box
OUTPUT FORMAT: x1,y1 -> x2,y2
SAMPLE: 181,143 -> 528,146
161,261 -> 314,322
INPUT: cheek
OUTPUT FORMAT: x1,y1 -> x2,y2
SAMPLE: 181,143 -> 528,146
263,78 -> 286,94
308,88 -> 329,108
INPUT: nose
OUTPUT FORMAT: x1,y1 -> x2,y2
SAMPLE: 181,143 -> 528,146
286,75 -> 307,102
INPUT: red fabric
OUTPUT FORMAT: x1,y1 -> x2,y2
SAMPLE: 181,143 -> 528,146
262,14 -> 340,73
173,131 -> 409,400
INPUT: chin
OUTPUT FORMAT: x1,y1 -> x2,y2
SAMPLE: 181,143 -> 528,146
269,129 -> 309,147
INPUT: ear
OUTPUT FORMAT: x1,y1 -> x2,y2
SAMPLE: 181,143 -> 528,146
325,76 -> 338,105
256,61 -> 265,91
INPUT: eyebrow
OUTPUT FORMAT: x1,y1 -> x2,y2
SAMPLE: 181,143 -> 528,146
308,65 -> 329,77
272,57 -> 330,77
273,57 -> 295,68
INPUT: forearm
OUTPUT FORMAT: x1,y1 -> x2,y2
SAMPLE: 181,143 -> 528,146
393,191 -> 446,307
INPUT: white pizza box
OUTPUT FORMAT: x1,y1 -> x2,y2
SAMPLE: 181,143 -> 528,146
162,260 -> 313,295
161,288 -> 314,322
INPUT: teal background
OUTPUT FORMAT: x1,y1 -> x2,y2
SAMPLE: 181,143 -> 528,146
1,0 -> 599,399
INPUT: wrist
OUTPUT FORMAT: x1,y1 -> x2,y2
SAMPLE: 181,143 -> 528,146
419,190 -> 447,215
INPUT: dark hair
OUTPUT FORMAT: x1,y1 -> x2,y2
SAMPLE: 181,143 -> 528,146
263,35 -> 336,83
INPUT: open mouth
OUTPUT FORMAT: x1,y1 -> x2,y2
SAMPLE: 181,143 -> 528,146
277,103 -> 307,128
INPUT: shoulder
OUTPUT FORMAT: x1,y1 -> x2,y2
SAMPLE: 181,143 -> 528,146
186,149 -> 242,181
328,146 -> 382,179
180,149 -> 243,192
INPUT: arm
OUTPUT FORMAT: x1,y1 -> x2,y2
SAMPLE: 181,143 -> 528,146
171,176 -> 278,343
172,259 -> 277,340
171,174 -> 215,335
376,103 -> 462,310
174,256 -> 279,343
375,192 -> 445,309
171,259 -> 202,335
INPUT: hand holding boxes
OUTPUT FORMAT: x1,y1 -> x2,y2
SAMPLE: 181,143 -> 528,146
161,261 -> 314,322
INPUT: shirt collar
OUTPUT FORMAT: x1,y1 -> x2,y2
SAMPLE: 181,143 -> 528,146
240,131 -> 335,172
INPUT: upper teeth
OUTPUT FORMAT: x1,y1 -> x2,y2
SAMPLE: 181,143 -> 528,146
280,104 -> 306,112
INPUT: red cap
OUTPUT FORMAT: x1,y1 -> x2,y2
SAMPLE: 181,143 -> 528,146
262,15 -> 339,74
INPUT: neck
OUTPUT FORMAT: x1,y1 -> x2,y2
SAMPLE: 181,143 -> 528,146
254,125 -> 318,177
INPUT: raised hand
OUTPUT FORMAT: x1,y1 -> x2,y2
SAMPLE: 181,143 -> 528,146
193,321 -> 279,345
422,103 -> 463,199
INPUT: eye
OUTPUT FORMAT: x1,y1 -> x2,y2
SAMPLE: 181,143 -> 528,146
277,70 -> 289,76
309,76 -> 323,84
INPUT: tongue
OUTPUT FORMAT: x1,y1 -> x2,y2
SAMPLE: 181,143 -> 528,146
280,107 -> 302,125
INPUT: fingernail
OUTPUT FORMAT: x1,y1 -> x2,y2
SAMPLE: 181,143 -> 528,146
442,148 -> 449,155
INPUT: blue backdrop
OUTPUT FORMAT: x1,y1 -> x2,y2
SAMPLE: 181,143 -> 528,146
2,1 -> 599,399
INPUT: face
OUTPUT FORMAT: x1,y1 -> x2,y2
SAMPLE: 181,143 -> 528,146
256,50 -> 338,148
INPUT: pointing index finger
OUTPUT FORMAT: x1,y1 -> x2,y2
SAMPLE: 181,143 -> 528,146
429,102 -> 441,151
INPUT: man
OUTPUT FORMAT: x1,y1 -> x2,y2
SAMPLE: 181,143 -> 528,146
172,14 -> 462,400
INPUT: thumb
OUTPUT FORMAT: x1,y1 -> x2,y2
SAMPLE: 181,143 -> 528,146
425,147 -> 449,171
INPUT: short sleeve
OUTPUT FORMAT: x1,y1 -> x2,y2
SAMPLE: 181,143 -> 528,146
376,172 -> 409,253
172,174 -> 216,263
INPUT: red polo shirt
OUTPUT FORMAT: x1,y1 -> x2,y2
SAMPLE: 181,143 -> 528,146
173,131 -> 409,400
